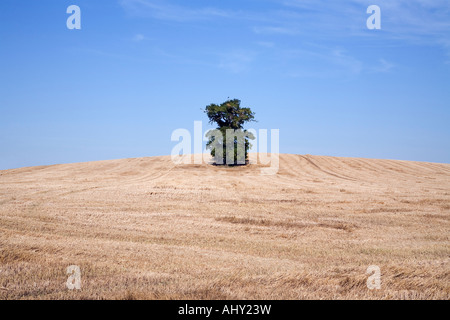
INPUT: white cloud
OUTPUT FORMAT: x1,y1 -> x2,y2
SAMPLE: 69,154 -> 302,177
331,49 -> 363,75
218,51 -> 255,74
279,0 -> 450,41
119,0 -> 235,21
255,41 -> 275,48
118,0 -> 450,74
278,46 -> 364,78
253,26 -> 299,35
132,34 -> 145,42
373,59 -> 394,73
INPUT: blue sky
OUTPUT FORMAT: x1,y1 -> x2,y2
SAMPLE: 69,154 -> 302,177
0,0 -> 449,169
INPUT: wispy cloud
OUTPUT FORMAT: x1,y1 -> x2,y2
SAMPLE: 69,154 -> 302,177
132,34 -> 146,42
119,0 -> 450,46
331,49 -> 363,75
257,0 -> 450,71
117,0 -> 450,77
119,0 -> 450,39
119,0 -> 236,21
278,0 -> 450,42
372,59 -> 394,73
441,39 -> 450,64
255,41 -> 275,48
218,50 -> 255,74
282,46 -> 364,78
253,26 -> 299,36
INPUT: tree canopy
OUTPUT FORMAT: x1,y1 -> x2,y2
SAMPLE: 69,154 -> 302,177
205,99 -> 256,165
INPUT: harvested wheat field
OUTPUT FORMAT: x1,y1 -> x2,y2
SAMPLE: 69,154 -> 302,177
0,154 -> 449,300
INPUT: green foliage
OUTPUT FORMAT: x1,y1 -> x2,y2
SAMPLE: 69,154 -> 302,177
205,99 -> 256,165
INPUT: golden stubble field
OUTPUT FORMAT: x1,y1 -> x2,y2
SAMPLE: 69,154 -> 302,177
0,154 -> 449,299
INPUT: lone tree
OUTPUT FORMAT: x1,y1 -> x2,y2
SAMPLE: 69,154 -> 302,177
205,99 -> 256,165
